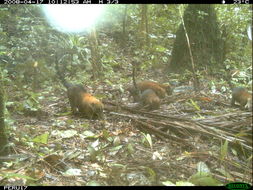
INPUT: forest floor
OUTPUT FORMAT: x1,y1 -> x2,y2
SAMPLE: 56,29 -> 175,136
1,67 -> 252,186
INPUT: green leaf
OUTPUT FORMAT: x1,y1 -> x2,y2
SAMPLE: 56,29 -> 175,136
113,136 -> 121,146
175,181 -> 194,186
60,130 -> 77,139
145,167 -> 156,182
81,123 -> 89,128
109,163 -> 126,169
146,134 -> 152,149
101,129 -> 110,139
32,133 -> 49,144
197,162 -> 210,173
231,148 -> 237,156
5,101 -> 15,106
82,130 -> 97,138
127,143 -> 134,155
154,45 -> 167,52
91,139 -> 100,149
216,168 -> 233,181
220,140 -> 228,160
189,172 -> 221,186
109,145 -> 123,156
55,111 -> 72,116
66,119 -> 74,125
1,173 -> 37,181
87,145 -> 98,161
188,99 -> 201,111
64,168 -> 82,176
86,181 -> 102,186
162,181 -> 176,186
141,133 -> 153,149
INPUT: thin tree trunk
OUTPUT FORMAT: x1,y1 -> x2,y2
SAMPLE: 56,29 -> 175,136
122,5 -> 128,45
139,5 -> 149,47
179,6 -> 199,91
0,75 -> 9,156
88,27 -> 102,79
144,5 -> 149,47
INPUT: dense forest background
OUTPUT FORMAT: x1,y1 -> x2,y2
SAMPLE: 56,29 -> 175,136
0,4 -> 252,186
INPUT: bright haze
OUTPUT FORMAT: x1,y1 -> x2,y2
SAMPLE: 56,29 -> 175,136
41,5 -> 105,34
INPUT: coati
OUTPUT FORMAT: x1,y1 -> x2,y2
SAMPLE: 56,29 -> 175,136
139,89 -> 161,110
55,55 -> 104,119
127,65 -> 172,100
157,82 -> 173,96
231,87 -> 252,111
128,81 -> 166,100
129,62 -> 161,110
138,81 -> 173,96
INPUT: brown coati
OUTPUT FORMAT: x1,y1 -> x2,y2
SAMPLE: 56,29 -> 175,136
139,89 -> 161,110
155,82 -> 173,96
129,62 -> 160,110
127,65 -> 172,100
137,81 -> 173,96
128,81 -> 166,100
55,54 -> 104,119
231,87 -> 252,111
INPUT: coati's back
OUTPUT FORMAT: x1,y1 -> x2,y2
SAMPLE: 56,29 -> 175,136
231,87 -> 252,111
137,81 -> 166,99
140,89 -> 161,110
127,82 -> 166,102
80,93 -> 104,119
157,82 -> 173,95
67,84 -> 87,95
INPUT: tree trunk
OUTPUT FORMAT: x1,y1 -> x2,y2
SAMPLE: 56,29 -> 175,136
144,5 -> 149,47
0,74 -> 9,156
122,5 -> 128,46
88,27 -> 103,79
179,6 -> 199,91
139,5 -> 149,47
169,5 -> 224,74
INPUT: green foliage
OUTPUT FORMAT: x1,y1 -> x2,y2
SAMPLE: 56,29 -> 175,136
1,5 -> 250,88
187,99 -> 201,111
141,132 -> 153,149
32,133 -> 49,144
189,172 -> 221,186
215,5 -> 251,83
86,181 -> 102,186
22,91 -> 42,112
220,140 -> 228,160
162,180 -> 194,186
189,162 -> 222,186
0,173 -> 37,181
161,162 -> 220,186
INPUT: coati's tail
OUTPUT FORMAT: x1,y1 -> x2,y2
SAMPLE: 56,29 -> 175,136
55,53 -> 71,89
